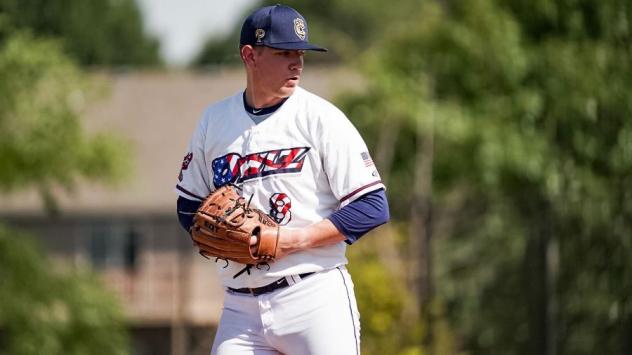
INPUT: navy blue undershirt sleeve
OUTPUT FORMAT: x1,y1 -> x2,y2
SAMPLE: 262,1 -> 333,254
327,188 -> 390,245
177,196 -> 203,234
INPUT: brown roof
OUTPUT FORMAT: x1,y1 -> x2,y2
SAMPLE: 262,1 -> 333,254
0,66 -> 363,215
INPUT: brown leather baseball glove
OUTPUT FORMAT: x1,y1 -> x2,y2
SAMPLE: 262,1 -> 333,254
191,185 -> 280,265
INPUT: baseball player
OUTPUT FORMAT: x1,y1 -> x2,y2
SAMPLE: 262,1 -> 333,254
175,5 -> 389,355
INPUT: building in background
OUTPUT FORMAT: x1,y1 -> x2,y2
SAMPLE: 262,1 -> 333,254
0,67 -> 361,355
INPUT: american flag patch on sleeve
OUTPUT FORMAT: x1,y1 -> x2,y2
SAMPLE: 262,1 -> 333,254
361,152 -> 374,167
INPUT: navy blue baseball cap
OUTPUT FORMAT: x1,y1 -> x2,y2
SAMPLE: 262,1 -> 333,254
239,5 -> 327,52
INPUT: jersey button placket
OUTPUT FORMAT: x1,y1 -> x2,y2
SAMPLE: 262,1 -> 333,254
247,128 -> 260,150
241,127 -> 256,197
245,128 -> 265,193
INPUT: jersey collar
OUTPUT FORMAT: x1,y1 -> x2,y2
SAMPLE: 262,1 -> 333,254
242,91 -> 289,116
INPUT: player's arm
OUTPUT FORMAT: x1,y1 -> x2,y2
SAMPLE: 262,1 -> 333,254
328,188 -> 389,244
177,196 -> 202,234
276,188 -> 389,258
175,109 -> 211,226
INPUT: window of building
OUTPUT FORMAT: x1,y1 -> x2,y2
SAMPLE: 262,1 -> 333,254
88,222 -> 140,271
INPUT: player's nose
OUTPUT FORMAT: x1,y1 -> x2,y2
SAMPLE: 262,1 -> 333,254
289,53 -> 303,71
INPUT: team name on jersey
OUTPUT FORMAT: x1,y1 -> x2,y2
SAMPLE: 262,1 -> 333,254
212,147 -> 310,187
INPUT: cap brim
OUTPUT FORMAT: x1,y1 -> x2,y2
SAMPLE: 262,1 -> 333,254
267,42 -> 328,52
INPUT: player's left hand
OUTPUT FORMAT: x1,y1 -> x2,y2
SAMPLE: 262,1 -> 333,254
191,185 -> 280,265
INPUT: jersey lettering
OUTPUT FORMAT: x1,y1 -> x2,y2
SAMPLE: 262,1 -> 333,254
212,147 -> 310,187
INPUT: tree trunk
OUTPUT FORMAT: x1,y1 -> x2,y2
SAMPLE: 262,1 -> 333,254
546,234 -> 558,355
373,114 -> 405,276
374,112 -> 401,186
409,106 -> 435,351
525,204 -> 557,355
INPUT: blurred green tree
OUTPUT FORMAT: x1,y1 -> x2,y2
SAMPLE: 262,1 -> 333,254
0,31 -> 130,209
337,0 -> 632,354
0,29 -> 132,355
194,29 -> 245,68
0,225 -> 130,355
347,224 -> 460,355
0,0 -> 161,67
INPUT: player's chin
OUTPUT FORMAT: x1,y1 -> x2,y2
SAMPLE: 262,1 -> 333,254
278,85 -> 298,97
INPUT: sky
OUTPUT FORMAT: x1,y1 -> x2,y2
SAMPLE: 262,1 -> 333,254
135,0 -> 258,66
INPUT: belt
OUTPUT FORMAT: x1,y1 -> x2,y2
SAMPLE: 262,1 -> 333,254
228,272 -> 315,296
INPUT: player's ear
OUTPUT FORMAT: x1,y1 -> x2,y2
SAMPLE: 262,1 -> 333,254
240,45 -> 257,67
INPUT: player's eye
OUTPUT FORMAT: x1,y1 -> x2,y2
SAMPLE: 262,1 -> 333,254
276,50 -> 303,58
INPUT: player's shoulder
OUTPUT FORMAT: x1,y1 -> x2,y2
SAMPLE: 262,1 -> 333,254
200,91 -> 242,122
189,91 -> 242,137
292,87 -> 346,119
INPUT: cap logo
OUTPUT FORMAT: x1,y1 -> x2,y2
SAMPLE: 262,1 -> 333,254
293,18 -> 306,40
255,29 -> 266,43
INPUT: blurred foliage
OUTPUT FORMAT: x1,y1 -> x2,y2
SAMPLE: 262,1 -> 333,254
347,230 -> 414,354
0,20 -> 133,354
0,0 -> 161,67
347,225 -> 460,355
338,0 -> 632,354
194,29 -> 244,68
0,225 -> 130,355
193,0 -> 420,67
0,31 -> 131,209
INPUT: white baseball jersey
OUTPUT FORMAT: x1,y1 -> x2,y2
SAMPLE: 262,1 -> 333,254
176,86 -> 384,289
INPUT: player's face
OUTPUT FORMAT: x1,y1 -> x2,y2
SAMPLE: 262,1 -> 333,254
254,47 -> 304,99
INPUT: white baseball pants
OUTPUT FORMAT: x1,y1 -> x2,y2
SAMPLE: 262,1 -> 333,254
211,266 -> 361,355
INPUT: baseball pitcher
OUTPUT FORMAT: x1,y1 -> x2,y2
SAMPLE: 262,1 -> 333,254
175,5 -> 389,354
